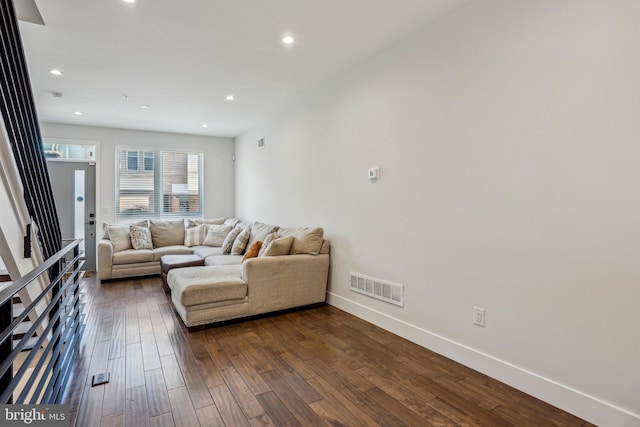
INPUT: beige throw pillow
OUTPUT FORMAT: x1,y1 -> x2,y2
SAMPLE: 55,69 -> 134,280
222,227 -> 242,254
184,224 -> 207,246
130,225 -> 153,250
107,224 -> 133,252
262,236 -> 294,257
231,228 -> 250,255
203,224 -> 232,247
258,232 -> 277,257
103,219 -> 147,240
149,219 -> 185,248
278,227 -> 324,255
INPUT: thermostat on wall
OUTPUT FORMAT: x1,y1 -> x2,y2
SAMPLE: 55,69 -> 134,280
368,167 -> 379,180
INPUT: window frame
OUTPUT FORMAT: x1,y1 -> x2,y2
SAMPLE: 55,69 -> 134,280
115,146 -> 204,222
126,150 -> 139,171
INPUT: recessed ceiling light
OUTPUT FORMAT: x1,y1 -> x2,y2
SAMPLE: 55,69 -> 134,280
202,124 -> 208,128
49,69 -> 63,76
140,105 -> 151,109
74,111 -> 82,116
282,35 -> 295,45
122,0 -> 136,3
225,94 -> 235,101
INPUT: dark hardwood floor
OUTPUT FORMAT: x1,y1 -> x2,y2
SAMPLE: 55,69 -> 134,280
63,274 -> 592,426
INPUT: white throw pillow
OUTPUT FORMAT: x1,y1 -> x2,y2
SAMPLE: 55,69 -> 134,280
203,224 -> 232,247
231,228 -> 250,255
184,224 -> 207,246
222,227 -> 242,254
130,225 -> 153,250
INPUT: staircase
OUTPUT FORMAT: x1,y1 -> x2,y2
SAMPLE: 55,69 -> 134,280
0,0 -> 85,404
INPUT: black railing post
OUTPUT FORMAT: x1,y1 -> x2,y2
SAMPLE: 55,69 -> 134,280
0,299 -> 13,403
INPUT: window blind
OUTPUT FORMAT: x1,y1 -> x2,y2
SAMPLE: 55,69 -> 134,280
115,147 -> 203,222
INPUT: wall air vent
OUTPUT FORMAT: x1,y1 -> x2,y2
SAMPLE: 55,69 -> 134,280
350,272 -> 403,307
257,137 -> 265,149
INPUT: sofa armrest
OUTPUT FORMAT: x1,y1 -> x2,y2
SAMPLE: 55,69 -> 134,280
243,254 -> 329,315
97,239 -> 114,280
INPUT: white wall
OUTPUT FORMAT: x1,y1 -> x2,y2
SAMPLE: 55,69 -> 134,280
40,122 -> 235,227
235,1 -> 640,425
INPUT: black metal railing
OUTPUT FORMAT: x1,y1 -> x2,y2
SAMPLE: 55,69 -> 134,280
0,0 -> 62,260
0,240 -> 85,404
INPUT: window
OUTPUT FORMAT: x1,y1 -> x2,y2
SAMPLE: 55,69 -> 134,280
127,151 -> 138,171
116,147 -> 203,221
143,152 -> 154,171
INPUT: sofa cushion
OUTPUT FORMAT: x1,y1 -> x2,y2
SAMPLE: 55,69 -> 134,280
278,227 -> 324,255
223,218 -> 240,228
222,227 -> 242,254
150,219 -> 185,248
248,222 -> 278,250
186,217 -> 226,227
169,265 -> 246,306
153,245 -> 193,261
203,224 -> 232,247
130,225 -> 153,250
231,228 -> 250,255
204,255 -> 244,266
192,245 -> 224,258
103,219 -> 147,240
262,236 -> 294,257
112,249 -> 154,265
108,225 -> 133,252
184,224 -> 207,246
243,241 -> 262,262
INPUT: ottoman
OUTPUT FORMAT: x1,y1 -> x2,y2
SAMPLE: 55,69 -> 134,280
167,265 -> 248,328
160,254 -> 205,292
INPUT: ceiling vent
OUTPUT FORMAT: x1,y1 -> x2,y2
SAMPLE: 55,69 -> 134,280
350,272 -> 403,307
257,137 -> 265,149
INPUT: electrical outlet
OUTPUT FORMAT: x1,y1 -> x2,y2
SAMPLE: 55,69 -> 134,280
473,306 -> 485,327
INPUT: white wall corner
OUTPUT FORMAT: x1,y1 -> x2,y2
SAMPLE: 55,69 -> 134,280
326,292 -> 640,427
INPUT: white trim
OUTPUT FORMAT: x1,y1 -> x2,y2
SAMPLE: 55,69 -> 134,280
326,291 -> 640,427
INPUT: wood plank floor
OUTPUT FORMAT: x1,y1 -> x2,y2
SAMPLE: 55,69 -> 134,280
63,275 -> 592,426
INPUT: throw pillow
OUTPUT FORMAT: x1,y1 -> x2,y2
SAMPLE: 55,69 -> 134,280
102,219 -> 147,240
258,232 -> 277,257
222,226 -> 242,254
184,224 -> 207,246
242,241 -> 262,262
278,227 -> 324,255
262,236 -> 294,257
203,224 -> 232,247
107,224 -> 133,252
149,219 -> 185,248
130,225 -> 153,250
248,222 -> 279,251
231,228 -> 250,255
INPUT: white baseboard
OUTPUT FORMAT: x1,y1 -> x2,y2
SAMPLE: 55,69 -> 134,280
326,292 -> 640,427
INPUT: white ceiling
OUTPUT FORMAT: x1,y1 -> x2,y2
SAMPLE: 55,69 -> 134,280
18,0 -> 466,138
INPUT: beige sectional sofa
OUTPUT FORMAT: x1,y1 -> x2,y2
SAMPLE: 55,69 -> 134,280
97,217 -> 330,328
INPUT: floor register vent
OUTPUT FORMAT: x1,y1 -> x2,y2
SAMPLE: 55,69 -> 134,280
350,273 -> 403,307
